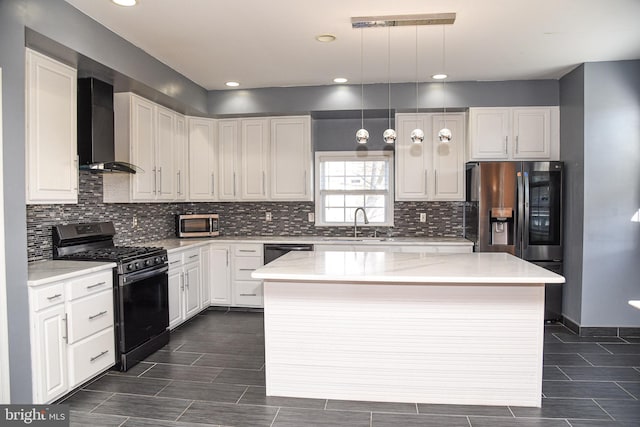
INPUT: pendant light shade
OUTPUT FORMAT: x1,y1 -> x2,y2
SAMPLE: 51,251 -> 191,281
410,128 -> 425,143
438,127 -> 452,142
355,28 -> 368,144
383,128 -> 397,144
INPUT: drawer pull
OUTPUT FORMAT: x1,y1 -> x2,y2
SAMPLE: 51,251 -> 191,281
240,293 -> 257,297
239,268 -> 255,271
239,250 -> 256,253
188,254 -> 199,259
88,310 -> 108,320
90,350 -> 109,362
46,293 -> 62,301
86,281 -> 106,289
169,260 -> 181,265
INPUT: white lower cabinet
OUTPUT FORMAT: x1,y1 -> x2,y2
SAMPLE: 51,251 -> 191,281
168,247 -> 204,329
28,268 -> 115,404
231,244 -> 264,307
209,244 -> 231,305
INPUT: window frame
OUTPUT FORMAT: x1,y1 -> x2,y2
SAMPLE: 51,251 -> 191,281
314,150 -> 394,227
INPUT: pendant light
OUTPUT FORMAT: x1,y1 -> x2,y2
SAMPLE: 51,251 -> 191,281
383,27 -> 396,144
410,26 -> 424,144
438,24 -> 452,143
356,28 -> 369,144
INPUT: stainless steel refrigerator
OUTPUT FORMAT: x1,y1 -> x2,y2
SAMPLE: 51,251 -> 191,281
464,161 -> 563,320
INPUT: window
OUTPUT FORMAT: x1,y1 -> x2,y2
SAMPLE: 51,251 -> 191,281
314,151 -> 394,227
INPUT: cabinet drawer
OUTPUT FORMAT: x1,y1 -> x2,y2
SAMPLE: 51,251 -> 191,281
234,281 -> 263,306
183,248 -> 201,263
67,290 -> 114,343
234,257 -> 263,280
168,252 -> 183,268
68,327 -> 115,388
66,270 -> 113,301
30,282 -> 65,311
234,244 -> 263,257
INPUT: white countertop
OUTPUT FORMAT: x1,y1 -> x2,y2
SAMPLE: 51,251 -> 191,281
28,260 -> 116,287
252,251 -> 566,284
144,236 -> 473,253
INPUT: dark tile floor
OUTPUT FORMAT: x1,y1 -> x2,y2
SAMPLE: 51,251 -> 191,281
61,311 -> 640,426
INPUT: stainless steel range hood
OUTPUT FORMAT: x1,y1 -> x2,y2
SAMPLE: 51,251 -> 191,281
77,78 -> 138,174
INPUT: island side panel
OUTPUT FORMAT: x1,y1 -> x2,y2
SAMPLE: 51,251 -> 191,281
263,280 -> 544,407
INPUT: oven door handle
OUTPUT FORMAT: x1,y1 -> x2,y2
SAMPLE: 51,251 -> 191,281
121,265 -> 169,286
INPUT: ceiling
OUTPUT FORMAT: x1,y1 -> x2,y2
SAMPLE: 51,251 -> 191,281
64,0 -> 640,91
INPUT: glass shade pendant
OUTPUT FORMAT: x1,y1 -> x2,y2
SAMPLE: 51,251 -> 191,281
356,129 -> 370,144
438,127 -> 452,142
410,128 -> 425,144
383,128 -> 397,144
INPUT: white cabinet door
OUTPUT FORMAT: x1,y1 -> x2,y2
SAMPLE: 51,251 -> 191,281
210,246 -> 231,305
184,262 -> 201,319
241,119 -> 269,200
200,245 -> 211,308
33,305 -> 68,403
130,96 -> 156,201
167,267 -> 184,330
395,114 -> 431,200
432,114 -> 465,201
174,114 -> 188,200
188,117 -> 217,200
270,116 -> 312,201
156,106 -> 177,200
512,108 -> 551,159
468,108 -> 510,160
218,119 -> 239,200
25,49 -> 78,204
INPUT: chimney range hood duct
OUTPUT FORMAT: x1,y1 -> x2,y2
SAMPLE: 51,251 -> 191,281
77,78 -> 138,174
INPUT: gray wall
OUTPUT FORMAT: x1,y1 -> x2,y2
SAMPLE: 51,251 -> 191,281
208,81 -> 559,116
559,65 -> 586,325
560,60 -> 640,328
581,60 -> 640,326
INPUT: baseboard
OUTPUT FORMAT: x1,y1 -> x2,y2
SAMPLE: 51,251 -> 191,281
561,316 -> 640,337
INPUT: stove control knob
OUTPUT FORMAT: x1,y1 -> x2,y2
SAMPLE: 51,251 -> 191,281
162,255 -> 168,262
127,263 -> 134,271
134,262 -> 140,269
144,259 -> 151,267
154,257 -> 161,264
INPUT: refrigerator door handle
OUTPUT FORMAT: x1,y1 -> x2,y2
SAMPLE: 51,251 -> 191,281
516,172 -> 524,257
523,171 -> 530,252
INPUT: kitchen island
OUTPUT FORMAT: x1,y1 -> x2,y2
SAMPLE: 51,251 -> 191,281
252,251 -> 565,408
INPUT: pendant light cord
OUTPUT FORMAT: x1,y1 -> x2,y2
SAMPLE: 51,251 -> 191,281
442,24 -> 446,117
388,27 -> 391,128
360,28 -> 364,129
415,26 -> 419,116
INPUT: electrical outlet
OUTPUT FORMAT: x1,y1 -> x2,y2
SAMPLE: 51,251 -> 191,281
265,212 -> 272,221
308,212 -> 315,222
419,213 -> 427,223
132,215 -> 138,227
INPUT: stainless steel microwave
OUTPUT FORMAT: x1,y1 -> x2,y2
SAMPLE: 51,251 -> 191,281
175,214 -> 220,238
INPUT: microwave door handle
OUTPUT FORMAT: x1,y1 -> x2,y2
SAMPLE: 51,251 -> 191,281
209,217 -> 213,234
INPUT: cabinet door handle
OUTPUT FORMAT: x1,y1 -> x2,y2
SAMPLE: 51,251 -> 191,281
240,293 -> 257,297
505,136 -> 508,154
226,250 -> 229,266
153,168 -> 157,194
177,170 -> 181,195
88,310 -> 108,320
86,281 -> 106,290
434,169 -> 438,192
211,172 -> 215,195
515,135 -> 519,154
233,172 -> 237,196
46,293 -> 62,301
62,314 -> 68,343
180,273 -> 185,290
90,350 -> 109,362
73,158 -> 79,191
158,167 -> 163,194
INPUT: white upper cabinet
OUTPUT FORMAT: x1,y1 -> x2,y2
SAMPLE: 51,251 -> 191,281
25,49 -> 78,204
468,107 -> 559,161
105,93 -> 186,202
431,114 -> 465,201
241,118 -> 269,200
395,113 -> 466,201
270,116 -> 312,201
187,117 -> 217,201
218,119 -> 239,200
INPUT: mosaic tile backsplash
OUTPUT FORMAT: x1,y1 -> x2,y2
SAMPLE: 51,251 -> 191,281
27,172 -> 464,261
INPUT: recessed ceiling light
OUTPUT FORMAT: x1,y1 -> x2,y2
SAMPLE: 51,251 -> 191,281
225,81 -> 240,87
432,74 -> 448,80
316,34 -> 337,43
333,77 -> 348,84
112,0 -> 137,6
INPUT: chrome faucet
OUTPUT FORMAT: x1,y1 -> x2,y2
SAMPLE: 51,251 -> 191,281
353,207 -> 369,237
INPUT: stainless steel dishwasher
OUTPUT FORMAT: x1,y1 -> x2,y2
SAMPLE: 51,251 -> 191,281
264,243 -> 314,264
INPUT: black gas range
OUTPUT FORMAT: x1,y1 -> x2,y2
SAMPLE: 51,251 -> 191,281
53,222 -> 169,371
